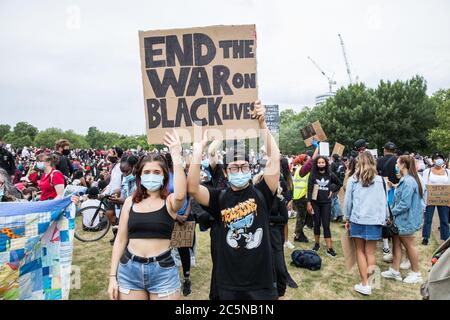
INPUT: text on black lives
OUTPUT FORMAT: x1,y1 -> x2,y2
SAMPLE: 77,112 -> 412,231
143,33 -> 257,128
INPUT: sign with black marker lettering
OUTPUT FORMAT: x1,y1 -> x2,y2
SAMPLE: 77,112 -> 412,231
171,221 -> 195,247
139,25 -> 259,144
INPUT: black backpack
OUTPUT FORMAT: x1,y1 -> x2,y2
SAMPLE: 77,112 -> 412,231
291,249 -> 322,271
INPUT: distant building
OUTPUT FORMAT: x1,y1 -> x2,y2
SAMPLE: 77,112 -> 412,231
315,92 -> 335,106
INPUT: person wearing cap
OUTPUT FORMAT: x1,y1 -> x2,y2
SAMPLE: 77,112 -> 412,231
187,100 -> 280,300
376,142 -> 400,262
292,147 -> 319,243
354,139 -> 368,154
421,153 -> 450,245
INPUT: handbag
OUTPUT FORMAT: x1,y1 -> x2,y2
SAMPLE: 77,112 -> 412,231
382,178 -> 399,238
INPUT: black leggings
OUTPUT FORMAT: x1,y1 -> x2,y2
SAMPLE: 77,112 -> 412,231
312,202 -> 332,238
178,232 -> 196,278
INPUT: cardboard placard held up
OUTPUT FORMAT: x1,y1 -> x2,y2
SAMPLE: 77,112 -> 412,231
171,221 -> 195,248
426,185 -> 450,206
139,25 -> 260,144
332,142 -> 345,157
300,121 -> 327,147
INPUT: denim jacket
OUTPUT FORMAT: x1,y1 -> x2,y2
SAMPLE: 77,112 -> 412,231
392,174 -> 424,235
344,175 -> 389,225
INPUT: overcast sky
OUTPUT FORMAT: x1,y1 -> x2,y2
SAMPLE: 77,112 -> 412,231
1,0 -> 449,136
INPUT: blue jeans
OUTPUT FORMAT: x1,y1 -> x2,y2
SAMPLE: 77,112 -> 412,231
331,195 -> 342,220
117,249 -> 180,296
422,205 -> 450,241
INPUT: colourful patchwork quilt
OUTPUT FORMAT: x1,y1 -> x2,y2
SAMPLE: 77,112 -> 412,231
0,197 -> 75,300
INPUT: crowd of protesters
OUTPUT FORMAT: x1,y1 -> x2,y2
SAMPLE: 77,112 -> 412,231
1,104 -> 449,300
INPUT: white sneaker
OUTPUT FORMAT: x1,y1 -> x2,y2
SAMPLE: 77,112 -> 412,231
403,272 -> 423,284
354,283 -> 372,295
284,240 -> 295,250
381,268 -> 402,281
400,259 -> 411,270
383,252 -> 393,263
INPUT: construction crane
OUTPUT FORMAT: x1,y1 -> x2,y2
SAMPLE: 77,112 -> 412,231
307,56 -> 336,93
338,33 -> 353,84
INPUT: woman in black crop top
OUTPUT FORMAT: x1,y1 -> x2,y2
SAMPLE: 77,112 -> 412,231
108,130 -> 186,300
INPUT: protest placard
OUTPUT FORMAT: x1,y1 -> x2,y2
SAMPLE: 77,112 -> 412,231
319,142 -> 330,156
171,221 -> 195,247
300,121 -> 327,147
426,185 -> 450,206
139,25 -> 259,144
332,142 -> 345,157
265,105 -> 279,134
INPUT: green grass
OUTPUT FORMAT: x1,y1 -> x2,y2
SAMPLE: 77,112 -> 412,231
69,217 -> 440,300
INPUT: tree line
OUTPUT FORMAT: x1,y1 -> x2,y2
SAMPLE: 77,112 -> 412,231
1,75 -> 448,155
280,75 -> 449,156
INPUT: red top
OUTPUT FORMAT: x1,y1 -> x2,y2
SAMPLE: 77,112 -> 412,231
39,168 -> 65,201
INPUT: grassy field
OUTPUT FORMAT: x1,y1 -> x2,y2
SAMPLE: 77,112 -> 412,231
69,213 -> 441,300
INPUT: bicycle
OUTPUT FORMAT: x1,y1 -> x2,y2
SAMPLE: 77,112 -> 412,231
74,195 -> 114,242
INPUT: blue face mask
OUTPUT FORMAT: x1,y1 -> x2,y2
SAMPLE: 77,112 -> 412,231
395,164 -> 400,175
228,171 -> 251,188
201,159 -> 210,169
122,174 -> 135,185
435,159 -> 444,167
36,162 -> 45,171
140,174 -> 164,192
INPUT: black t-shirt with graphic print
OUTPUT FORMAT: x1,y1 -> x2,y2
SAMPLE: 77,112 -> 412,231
203,179 -> 275,291
307,171 -> 342,203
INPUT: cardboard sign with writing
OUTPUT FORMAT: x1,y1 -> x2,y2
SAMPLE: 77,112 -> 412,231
139,25 -> 259,144
332,142 -> 345,157
300,121 -> 327,147
171,221 -> 195,247
265,105 -> 279,134
426,185 -> 450,206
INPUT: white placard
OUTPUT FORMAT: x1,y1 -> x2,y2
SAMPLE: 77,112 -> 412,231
319,142 -> 330,156
368,149 -> 378,158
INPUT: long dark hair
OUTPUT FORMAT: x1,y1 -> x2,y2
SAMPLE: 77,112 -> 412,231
311,156 -> 330,179
398,155 -> 423,198
132,153 -> 170,203
280,157 -> 293,191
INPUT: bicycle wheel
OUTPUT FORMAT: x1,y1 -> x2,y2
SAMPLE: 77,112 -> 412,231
74,206 -> 111,242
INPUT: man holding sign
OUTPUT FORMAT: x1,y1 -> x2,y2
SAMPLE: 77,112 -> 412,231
187,101 -> 280,300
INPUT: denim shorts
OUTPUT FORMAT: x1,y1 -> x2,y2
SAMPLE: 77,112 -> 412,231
117,249 -> 180,297
349,222 -> 382,241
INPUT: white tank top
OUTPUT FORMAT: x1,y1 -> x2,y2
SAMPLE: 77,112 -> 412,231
428,170 -> 450,185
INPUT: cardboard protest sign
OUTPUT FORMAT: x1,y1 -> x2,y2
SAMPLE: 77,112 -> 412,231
139,25 -> 259,144
341,230 -> 356,271
300,121 -> 327,147
171,221 -> 195,247
426,185 -> 450,206
332,142 -> 345,157
265,105 -> 279,134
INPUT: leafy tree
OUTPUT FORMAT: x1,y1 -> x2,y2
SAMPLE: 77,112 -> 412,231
428,89 -> 450,154
13,122 -> 38,140
306,75 -> 436,155
0,124 -> 11,139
